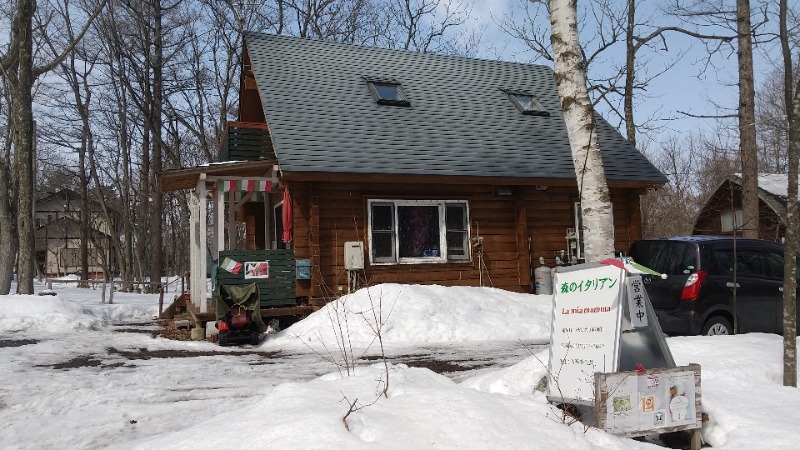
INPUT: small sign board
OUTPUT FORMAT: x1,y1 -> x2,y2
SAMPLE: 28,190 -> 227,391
627,275 -> 648,328
595,364 -> 702,437
547,263 -> 626,405
244,261 -> 270,279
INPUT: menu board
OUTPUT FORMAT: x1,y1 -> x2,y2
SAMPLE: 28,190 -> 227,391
547,263 -> 625,404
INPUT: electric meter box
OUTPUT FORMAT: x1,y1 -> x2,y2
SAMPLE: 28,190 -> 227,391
344,241 -> 365,270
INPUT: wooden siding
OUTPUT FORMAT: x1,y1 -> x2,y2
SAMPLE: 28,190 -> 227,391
216,249 -> 296,308
288,181 -> 643,297
694,180 -> 785,241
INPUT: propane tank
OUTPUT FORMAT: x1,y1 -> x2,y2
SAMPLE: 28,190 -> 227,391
534,257 -> 553,295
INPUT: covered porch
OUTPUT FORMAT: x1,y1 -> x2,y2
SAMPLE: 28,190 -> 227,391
160,158 -> 314,333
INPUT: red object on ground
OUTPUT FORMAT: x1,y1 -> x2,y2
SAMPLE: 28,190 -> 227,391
636,362 -> 646,374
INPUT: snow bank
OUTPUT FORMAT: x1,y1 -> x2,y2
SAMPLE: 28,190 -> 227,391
460,349 -> 551,396
132,363 -> 648,450
0,294 -> 102,333
264,283 -> 552,351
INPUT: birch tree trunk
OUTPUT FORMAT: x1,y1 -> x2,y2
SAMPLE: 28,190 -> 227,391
548,0 -> 614,261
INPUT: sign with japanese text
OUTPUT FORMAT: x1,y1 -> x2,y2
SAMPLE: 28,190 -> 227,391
626,275 -> 648,328
547,263 -> 625,405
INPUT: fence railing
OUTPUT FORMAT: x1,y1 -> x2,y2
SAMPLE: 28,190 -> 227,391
45,273 -> 190,316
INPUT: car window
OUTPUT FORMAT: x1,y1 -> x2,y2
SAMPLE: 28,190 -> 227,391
763,251 -> 784,278
629,241 -> 697,275
711,248 -> 764,277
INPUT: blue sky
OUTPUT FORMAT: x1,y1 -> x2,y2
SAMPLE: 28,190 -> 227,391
468,0 -> 784,150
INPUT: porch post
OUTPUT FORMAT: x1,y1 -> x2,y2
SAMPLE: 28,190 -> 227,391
215,186 -> 224,256
198,174 -> 208,314
227,191 -> 236,250
189,190 -> 200,308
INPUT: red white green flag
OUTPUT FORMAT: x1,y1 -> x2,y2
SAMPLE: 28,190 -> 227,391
220,257 -> 242,274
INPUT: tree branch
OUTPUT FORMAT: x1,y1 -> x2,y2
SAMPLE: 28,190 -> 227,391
33,0 -> 109,78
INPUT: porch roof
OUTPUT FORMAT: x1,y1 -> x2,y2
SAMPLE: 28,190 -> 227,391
159,160 -> 277,192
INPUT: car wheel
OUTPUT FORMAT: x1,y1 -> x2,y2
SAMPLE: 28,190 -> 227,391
702,316 -> 732,336
219,330 -> 229,346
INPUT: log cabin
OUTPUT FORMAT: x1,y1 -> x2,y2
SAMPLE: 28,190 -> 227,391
693,174 -> 793,241
160,33 -> 666,320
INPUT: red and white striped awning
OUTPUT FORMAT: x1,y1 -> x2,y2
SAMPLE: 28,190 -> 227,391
216,178 -> 272,192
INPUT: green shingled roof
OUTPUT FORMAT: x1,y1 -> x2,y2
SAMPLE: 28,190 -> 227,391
244,32 -> 667,184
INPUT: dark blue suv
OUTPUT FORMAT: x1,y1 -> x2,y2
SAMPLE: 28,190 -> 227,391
628,236 -> 799,336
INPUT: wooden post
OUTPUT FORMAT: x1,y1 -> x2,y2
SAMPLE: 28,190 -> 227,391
214,187 -> 223,259
514,188 -> 530,290
190,186 -> 200,310
690,428 -> 702,450
198,174 -> 208,314
309,182 -> 321,298
227,187 -> 236,251
158,284 -> 165,317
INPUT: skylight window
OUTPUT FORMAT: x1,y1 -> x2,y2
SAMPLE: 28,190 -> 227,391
502,89 -> 549,116
365,78 -> 410,107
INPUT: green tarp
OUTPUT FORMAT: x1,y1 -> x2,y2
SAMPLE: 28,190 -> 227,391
215,283 -> 267,334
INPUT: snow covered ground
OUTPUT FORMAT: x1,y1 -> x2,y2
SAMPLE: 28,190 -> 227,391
1,281 -> 799,449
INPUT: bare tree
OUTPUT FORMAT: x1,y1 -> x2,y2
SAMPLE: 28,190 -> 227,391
0,0 -> 106,294
640,135 -> 702,237
780,0 -> 798,388
385,0 -> 475,53
668,0 -> 774,240
736,0 -> 759,239
548,0 -> 614,261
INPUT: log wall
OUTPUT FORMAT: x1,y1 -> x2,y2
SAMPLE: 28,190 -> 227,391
287,181 -> 644,298
693,180 -> 785,241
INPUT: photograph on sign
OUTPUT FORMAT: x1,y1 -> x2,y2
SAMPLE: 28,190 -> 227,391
598,366 -> 700,436
244,261 -> 270,279
547,263 -> 625,404
665,372 -> 696,425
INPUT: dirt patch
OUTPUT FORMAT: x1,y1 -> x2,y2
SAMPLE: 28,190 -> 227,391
107,347 -> 281,360
39,355 -> 104,370
113,328 -> 162,337
111,320 -> 193,341
404,359 -> 478,373
158,320 -> 193,341
361,354 -> 494,374
0,339 -> 39,348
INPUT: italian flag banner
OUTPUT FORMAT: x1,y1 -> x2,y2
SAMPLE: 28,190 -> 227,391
220,257 -> 243,274
217,179 -> 272,192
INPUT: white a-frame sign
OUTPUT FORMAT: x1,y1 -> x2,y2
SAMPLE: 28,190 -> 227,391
546,260 -> 675,406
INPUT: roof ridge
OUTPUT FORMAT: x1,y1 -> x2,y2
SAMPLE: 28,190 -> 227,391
243,31 -> 554,72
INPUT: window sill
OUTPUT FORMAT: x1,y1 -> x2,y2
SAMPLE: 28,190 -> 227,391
369,259 -> 472,267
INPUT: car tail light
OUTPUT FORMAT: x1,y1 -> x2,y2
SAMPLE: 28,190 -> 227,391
217,321 -> 229,332
681,270 -> 707,301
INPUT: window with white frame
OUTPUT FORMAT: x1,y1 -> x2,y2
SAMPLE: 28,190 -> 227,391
574,202 -> 614,261
720,209 -> 743,233
368,200 -> 470,264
